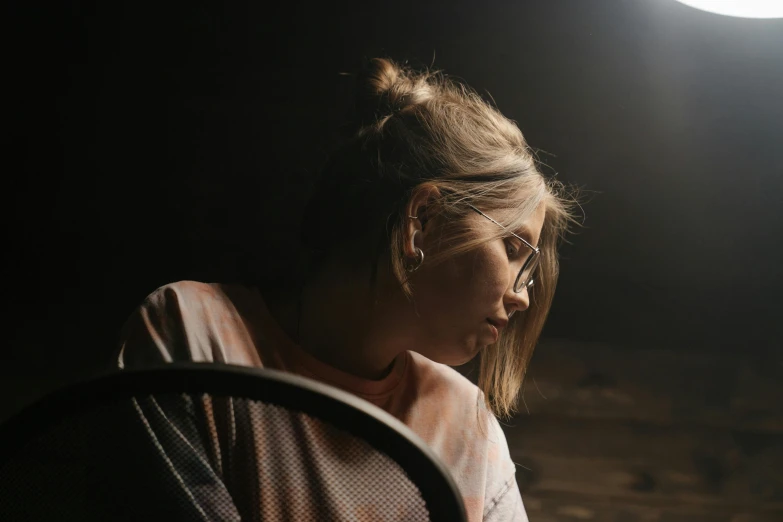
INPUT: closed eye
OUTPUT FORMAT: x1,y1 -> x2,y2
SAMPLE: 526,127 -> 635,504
504,237 -> 523,258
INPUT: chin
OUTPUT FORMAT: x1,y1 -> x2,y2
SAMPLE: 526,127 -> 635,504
431,341 -> 482,367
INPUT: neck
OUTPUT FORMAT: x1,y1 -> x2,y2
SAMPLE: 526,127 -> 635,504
287,258 -> 412,381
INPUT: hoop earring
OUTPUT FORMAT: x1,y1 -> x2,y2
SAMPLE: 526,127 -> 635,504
406,230 -> 424,273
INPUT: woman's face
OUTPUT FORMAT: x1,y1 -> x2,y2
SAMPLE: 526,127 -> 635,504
408,203 -> 546,366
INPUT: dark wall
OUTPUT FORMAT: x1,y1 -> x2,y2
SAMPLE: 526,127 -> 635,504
6,1 -> 782,417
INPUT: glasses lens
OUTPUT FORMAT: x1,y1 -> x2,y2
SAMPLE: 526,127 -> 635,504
514,251 -> 540,293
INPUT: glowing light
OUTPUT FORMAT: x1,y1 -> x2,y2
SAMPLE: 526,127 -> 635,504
674,0 -> 783,18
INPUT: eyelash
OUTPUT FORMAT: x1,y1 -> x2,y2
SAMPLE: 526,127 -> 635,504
504,237 -> 522,258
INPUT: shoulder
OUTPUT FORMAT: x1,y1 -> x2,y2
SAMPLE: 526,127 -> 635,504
118,280 -> 264,368
141,280 -> 255,307
136,280 -> 264,325
406,351 -> 503,424
403,352 -> 520,518
406,351 -> 483,406
404,351 -> 512,450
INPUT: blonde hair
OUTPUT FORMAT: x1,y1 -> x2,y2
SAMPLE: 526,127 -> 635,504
301,58 -> 580,419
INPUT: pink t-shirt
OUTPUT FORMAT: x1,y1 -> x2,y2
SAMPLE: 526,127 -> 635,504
117,281 -> 527,521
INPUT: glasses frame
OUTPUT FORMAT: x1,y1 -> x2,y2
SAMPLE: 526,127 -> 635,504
467,205 -> 541,293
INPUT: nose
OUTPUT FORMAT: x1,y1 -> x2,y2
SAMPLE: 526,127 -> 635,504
505,284 -> 530,317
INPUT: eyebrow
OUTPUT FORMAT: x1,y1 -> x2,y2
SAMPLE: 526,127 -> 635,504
469,204 -> 540,250
511,226 -> 534,243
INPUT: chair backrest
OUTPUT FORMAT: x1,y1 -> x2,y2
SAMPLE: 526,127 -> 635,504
0,363 -> 466,522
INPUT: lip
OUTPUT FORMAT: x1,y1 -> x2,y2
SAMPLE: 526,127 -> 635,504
487,318 -> 509,330
486,321 -> 499,342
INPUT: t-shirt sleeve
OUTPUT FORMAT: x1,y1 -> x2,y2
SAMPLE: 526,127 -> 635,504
117,281 -> 264,370
482,413 -> 529,521
483,476 -> 528,522
117,284 -> 199,368
114,284 -> 244,519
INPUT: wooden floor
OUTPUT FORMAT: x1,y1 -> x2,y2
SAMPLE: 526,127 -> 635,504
501,339 -> 783,521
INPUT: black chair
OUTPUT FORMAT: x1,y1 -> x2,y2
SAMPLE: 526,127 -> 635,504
0,363 -> 467,522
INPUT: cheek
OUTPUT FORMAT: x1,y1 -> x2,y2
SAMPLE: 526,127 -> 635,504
415,260 -> 471,315
417,248 -> 507,321
460,246 -> 509,300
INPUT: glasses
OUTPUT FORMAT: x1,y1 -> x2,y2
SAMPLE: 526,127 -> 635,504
468,205 -> 541,293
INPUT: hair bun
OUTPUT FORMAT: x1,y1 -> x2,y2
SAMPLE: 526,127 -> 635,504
355,57 -> 415,125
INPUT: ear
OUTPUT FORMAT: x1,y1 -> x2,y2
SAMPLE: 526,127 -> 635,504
403,183 -> 441,257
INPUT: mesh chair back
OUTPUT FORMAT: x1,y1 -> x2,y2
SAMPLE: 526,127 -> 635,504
0,364 -> 466,522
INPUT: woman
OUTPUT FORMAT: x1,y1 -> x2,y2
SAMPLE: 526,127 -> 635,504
118,57 -> 577,521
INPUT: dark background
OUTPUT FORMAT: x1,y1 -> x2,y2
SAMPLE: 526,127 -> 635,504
7,0 -> 781,391
5,1 -> 783,518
